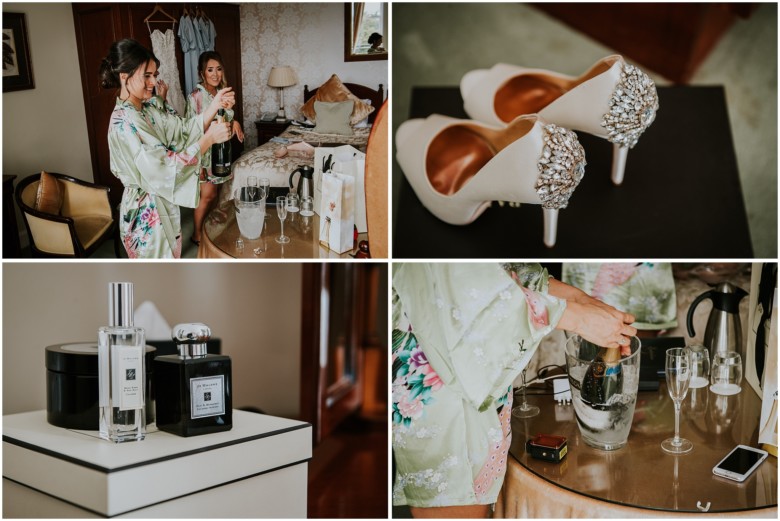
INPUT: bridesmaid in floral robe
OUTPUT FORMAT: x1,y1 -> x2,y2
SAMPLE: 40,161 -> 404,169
100,39 -> 233,258
185,51 -> 244,245
392,263 -> 637,518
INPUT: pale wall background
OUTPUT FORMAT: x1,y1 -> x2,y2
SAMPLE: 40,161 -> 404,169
240,2 -> 388,149
3,263 -> 303,418
2,3 -> 93,183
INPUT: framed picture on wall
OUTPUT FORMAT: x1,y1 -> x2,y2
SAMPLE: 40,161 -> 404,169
3,12 -> 35,92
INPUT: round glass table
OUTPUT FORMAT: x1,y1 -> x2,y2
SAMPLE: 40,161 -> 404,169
498,380 -> 777,517
198,200 -> 366,259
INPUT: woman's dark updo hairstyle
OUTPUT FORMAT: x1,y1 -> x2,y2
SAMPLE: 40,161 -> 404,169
197,51 -> 227,89
368,32 -> 382,45
99,38 -> 160,90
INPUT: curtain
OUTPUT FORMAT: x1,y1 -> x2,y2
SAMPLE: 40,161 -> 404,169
352,3 -> 365,48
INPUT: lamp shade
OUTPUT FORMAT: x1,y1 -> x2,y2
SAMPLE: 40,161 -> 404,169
267,66 -> 298,88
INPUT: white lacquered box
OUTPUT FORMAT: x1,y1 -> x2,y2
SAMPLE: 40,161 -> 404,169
3,409 -> 311,517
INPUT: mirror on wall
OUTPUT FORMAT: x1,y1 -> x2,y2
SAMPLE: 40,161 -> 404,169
344,2 -> 387,62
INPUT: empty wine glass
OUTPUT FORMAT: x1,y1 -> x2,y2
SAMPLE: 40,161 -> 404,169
710,351 -> 743,396
287,193 -> 300,213
276,196 -> 290,244
512,368 -> 539,419
662,347 -> 693,454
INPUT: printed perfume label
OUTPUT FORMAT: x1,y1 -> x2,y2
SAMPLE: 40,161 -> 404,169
190,375 -> 226,418
112,346 -> 144,411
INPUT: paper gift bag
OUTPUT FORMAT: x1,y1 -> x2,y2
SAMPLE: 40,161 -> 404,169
319,171 -> 355,254
314,145 -> 366,232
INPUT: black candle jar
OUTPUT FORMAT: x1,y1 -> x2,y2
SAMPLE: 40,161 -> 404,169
45,342 -> 156,429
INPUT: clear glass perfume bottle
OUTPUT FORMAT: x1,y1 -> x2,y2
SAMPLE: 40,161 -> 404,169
98,282 -> 146,442
154,323 -> 232,437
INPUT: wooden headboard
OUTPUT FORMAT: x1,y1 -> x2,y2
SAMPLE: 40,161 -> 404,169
303,82 -> 386,123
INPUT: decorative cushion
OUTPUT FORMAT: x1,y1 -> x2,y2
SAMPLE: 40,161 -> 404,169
353,99 -> 373,128
300,74 -> 375,125
312,101 -> 354,135
34,171 -> 63,215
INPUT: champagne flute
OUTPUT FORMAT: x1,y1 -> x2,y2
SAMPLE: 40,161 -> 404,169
662,347 -> 693,454
512,368 -> 539,419
260,178 -> 271,219
247,176 -> 258,201
276,196 -> 290,244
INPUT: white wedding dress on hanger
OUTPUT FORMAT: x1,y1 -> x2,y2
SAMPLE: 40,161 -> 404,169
150,29 -> 186,116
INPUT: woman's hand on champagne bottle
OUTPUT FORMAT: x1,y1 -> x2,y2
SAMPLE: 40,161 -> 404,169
206,120 -> 231,145
558,300 -> 637,352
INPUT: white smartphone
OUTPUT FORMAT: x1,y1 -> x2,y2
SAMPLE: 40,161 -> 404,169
712,445 -> 769,482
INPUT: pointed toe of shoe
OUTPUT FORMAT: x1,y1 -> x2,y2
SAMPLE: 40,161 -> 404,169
459,68 -> 488,101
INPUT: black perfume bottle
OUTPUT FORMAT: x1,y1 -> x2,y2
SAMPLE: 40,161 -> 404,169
154,323 -> 232,436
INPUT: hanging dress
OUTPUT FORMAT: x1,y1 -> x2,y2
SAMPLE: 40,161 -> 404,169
149,29 -> 186,116
392,263 -> 566,508
108,96 -> 203,258
178,14 -> 199,96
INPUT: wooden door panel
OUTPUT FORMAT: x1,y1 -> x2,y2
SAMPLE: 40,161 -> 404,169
73,3 -> 126,207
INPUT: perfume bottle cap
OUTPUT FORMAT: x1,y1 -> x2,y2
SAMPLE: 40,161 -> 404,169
172,323 -> 211,358
108,282 -> 134,327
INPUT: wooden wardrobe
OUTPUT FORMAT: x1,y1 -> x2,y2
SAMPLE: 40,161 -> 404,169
72,3 -> 243,208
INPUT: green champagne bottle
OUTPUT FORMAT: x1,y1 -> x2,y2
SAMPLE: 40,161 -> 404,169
580,347 -> 623,409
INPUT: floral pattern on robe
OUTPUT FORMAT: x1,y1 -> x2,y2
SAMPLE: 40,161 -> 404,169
392,263 -> 566,508
108,96 -> 203,258
185,83 -> 234,184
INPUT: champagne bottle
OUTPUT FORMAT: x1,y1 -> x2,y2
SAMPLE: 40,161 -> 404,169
580,346 -> 623,409
211,108 -> 231,177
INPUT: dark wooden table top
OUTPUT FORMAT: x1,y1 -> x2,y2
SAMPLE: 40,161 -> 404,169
393,86 -> 754,258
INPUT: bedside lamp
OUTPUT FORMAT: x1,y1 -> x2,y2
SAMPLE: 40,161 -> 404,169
267,66 -> 298,121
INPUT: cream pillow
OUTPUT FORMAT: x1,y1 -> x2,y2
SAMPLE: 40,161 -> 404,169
312,101 -> 354,135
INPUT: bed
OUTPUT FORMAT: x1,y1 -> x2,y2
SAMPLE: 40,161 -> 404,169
227,82 -> 386,198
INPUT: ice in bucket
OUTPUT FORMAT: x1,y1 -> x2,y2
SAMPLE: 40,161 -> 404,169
234,187 -> 265,240
565,335 -> 641,451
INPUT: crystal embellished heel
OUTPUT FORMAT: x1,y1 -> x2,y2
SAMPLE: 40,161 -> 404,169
460,55 -> 658,185
395,114 -> 586,247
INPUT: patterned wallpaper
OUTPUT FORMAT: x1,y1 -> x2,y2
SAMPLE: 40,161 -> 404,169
239,3 -> 388,149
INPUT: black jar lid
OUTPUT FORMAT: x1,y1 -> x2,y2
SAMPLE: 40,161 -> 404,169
45,342 -> 157,376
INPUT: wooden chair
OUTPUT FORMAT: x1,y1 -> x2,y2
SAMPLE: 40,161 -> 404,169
14,172 -> 120,257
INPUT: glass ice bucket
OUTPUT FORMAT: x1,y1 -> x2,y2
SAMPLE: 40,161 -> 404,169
565,335 -> 642,451
234,187 -> 265,240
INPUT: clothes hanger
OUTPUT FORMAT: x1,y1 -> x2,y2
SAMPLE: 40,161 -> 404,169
144,4 -> 177,34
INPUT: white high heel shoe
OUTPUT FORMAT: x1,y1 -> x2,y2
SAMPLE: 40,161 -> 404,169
460,55 -> 658,185
395,114 -> 585,247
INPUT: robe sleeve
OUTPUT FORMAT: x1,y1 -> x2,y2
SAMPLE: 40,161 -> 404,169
393,263 -> 566,411
108,106 -> 203,208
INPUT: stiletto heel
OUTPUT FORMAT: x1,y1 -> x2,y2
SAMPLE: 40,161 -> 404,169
461,55 -> 658,185
611,144 -> 628,185
396,114 -> 585,247
543,208 -> 558,248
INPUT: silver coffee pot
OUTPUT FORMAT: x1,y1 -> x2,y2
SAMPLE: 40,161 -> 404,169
289,165 -> 314,200
686,282 -> 748,359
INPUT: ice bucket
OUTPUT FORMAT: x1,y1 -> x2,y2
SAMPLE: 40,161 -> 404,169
565,335 -> 641,451
234,187 -> 265,240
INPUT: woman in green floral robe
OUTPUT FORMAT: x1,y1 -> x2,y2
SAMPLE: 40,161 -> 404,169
392,263 -> 637,518
185,51 -> 244,245
101,39 -> 232,258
